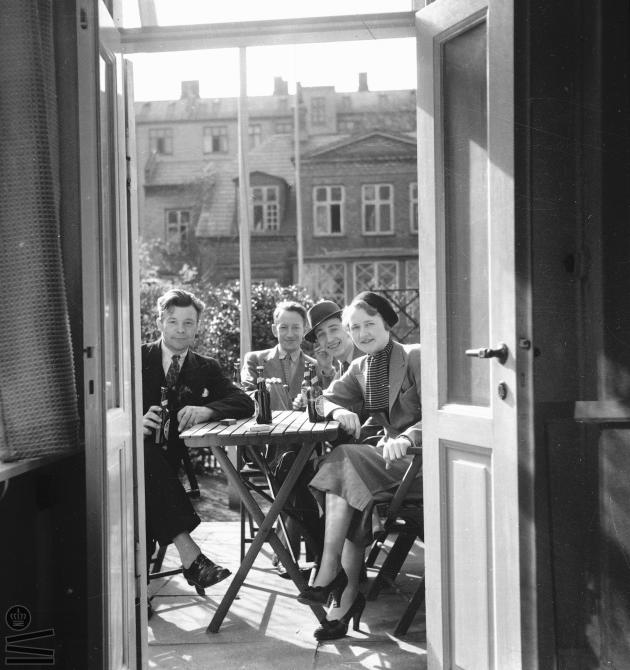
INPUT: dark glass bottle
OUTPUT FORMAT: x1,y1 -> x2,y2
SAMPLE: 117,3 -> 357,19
232,358 -> 242,389
255,365 -> 272,424
299,366 -> 311,411
155,385 -> 169,445
306,366 -> 325,422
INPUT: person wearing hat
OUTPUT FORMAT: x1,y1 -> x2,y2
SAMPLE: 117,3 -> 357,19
304,300 -> 363,389
296,291 -> 422,641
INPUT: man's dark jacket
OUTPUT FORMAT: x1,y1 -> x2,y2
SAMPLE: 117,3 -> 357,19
142,340 -> 254,546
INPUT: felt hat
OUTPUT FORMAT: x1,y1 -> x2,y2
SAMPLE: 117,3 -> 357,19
304,300 -> 343,342
353,291 -> 399,327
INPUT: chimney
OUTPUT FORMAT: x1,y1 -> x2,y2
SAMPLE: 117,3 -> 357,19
358,72 -> 369,92
273,76 -> 288,96
180,80 -> 200,99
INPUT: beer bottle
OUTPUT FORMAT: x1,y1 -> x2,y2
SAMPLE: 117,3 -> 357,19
232,358 -> 242,389
256,365 -> 272,424
155,386 -> 169,446
299,366 -> 311,410
306,366 -> 325,423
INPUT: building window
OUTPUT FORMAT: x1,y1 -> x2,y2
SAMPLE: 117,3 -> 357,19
149,128 -> 173,155
252,186 -> 279,231
248,124 -> 262,149
362,184 -> 393,234
165,209 -> 191,252
354,261 -> 399,294
338,119 -> 355,133
410,182 -> 418,233
275,121 -> 293,134
313,186 -> 344,236
203,126 -> 228,153
311,97 -> 326,125
304,263 -> 346,305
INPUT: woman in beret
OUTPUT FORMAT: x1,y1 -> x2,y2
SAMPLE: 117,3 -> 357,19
297,291 -> 422,640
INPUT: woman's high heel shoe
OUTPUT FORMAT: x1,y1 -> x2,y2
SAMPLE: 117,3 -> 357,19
314,593 -> 366,641
297,568 -> 348,608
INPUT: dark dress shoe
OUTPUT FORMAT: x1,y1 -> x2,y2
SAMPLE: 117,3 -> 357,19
314,593 -> 366,642
183,553 -> 231,590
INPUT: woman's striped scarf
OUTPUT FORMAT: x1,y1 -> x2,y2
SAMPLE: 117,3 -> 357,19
364,339 -> 394,412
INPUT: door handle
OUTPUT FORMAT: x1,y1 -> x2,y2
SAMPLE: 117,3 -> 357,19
465,342 -> 508,365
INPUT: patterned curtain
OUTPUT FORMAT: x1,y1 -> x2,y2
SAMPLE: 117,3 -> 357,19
0,1 -> 80,460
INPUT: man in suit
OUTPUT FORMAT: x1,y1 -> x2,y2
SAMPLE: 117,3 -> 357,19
241,300 -> 315,403
241,300 -> 320,566
142,288 -> 254,592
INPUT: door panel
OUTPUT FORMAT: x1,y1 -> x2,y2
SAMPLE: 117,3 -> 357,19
78,2 -> 139,668
417,1 -> 523,668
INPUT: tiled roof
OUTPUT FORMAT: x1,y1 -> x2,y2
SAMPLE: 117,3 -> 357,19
134,89 -> 415,123
195,133 -> 295,238
302,131 -> 416,161
145,159 -> 215,186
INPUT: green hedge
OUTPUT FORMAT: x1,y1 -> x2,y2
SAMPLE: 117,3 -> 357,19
141,275 -> 315,372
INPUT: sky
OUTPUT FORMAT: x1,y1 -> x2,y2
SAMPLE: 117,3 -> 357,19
123,1 -> 417,101
129,39 -> 417,101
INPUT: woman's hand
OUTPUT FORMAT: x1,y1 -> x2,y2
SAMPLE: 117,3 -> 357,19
331,408 -> 361,439
383,436 -> 412,469
143,406 -> 162,436
177,405 -> 214,432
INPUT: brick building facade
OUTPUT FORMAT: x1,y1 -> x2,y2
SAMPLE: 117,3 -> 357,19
135,75 -> 419,309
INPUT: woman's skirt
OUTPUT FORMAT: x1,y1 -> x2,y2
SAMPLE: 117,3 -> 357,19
309,442 -> 420,545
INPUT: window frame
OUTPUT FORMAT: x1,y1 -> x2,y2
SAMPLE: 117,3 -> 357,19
149,127 -> 173,155
353,260 -> 400,294
165,208 -> 192,252
311,96 -> 327,125
248,123 -> 262,149
361,183 -> 395,235
410,181 -> 418,233
203,125 -> 228,154
251,185 -> 280,232
313,185 -> 345,236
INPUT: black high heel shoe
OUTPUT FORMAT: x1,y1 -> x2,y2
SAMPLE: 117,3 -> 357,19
314,593 -> 366,641
297,568 -> 348,608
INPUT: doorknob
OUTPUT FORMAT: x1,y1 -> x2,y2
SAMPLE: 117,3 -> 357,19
465,342 -> 508,365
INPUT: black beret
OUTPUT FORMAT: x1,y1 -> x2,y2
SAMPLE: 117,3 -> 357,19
353,291 -> 398,327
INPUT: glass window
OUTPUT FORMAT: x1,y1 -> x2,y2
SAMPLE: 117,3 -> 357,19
362,183 -> 393,234
304,262 -> 346,305
275,121 -> 293,134
410,182 -> 418,233
149,127 -> 173,155
313,186 -> 344,235
165,209 -> 191,251
311,97 -> 326,125
354,261 -> 399,293
338,119 -> 355,133
203,126 -> 228,153
248,123 -> 262,149
252,186 -> 280,231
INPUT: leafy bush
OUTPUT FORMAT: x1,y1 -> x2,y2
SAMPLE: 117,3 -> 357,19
139,248 -> 315,372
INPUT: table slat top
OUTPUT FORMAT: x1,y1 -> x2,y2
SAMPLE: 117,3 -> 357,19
181,410 -> 339,447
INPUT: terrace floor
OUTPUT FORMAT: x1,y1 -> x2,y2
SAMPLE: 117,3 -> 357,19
147,472 -> 427,669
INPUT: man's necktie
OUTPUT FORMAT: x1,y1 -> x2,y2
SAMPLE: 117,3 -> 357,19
165,354 -> 181,389
280,356 -> 293,386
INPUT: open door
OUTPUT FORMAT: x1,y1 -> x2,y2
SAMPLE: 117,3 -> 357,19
417,1 -> 529,668
77,1 -> 142,667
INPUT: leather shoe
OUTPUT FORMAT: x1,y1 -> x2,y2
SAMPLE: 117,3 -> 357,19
182,553 -> 231,590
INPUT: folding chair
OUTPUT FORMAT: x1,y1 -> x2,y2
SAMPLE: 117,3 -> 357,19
366,445 -> 425,635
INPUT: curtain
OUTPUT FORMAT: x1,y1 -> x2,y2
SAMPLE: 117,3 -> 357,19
0,0 -> 79,460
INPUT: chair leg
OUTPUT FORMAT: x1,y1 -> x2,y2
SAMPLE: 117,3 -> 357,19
181,447 -> 201,498
394,577 -> 426,637
151,544 -> 168,574
367,532 -> 416,600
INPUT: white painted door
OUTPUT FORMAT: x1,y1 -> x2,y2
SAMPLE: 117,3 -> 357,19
78,2 -> 141,668
416,1 -> 526,668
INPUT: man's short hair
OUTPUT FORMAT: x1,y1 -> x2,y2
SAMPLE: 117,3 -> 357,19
157,289 -> 205,321
272,300 -> 307,326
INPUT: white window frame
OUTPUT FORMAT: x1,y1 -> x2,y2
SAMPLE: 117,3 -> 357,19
252,185 -> 280,232
353,260 -> 399,294
311,96 -> 326,125
410,181 -> 418,233
248,123 -> 262,149
149,127 -> 173,155
313,185 -> 345,236
165,209 -> 191,252
203,125 -> 228,154
362,183 -> 394,235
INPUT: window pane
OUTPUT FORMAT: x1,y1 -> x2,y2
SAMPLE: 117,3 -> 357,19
331,187 -> 342,201
379,185 -> 391,200
331,204 -> 341,233
316,187 -> 327,202
315,206 -> 328,234
364,204 -> 375,232
380,204 -> 391,231
364,185 -> 375,200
